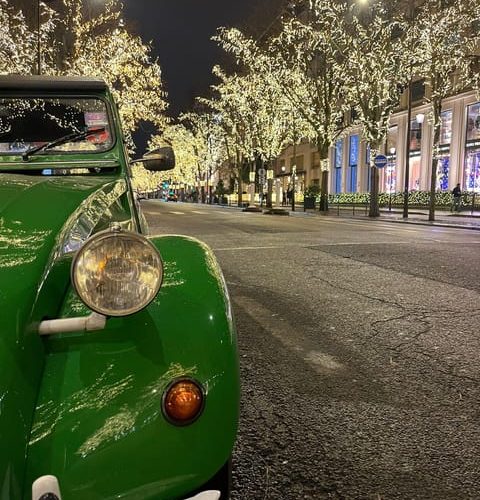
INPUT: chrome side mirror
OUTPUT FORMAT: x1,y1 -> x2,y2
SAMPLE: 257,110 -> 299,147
132,146 -> 175,171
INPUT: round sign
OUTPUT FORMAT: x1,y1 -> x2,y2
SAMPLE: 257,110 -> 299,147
374,154 -> 388,168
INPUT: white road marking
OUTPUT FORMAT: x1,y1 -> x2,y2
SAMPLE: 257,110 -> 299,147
234,295 -> 345,375
191,210 -> 206,214
213,241 -> 410,251
169,211 -> 185,215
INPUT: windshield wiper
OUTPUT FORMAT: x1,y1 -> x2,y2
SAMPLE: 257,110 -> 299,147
22,127 -> 106,162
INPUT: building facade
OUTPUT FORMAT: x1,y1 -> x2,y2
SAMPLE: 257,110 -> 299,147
275,89 -> 480,196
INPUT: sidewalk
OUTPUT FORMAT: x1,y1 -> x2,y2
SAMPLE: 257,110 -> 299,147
302,206 -> 480,230
156,199 -> 480,230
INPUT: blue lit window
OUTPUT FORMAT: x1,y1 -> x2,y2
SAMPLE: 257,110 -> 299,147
348,135 -> 358,193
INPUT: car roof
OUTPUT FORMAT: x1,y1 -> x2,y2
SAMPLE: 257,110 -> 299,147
0,75 -> 107,92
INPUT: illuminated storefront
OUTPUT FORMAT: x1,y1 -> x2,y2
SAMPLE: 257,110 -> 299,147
334,139 -> 343,193
436,110 -> 452,191
464,102 -> 480,193
409,118 -> 422,190
385,126 -> 397,193
348,135 -> 359,192
275,91 -> 479,198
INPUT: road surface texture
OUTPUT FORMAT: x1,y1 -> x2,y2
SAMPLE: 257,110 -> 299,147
143,201 -> 480,500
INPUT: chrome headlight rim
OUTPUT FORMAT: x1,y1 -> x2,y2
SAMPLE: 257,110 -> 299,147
71,229 -> 163,317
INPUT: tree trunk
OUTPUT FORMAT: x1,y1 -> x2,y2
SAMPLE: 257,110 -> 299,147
238,176 -> 243,207
428,101 -> 442,222
368,167 -> 380,217
319,169 -> 329,212
368,147 -> 380,217
266,160 -> 273,208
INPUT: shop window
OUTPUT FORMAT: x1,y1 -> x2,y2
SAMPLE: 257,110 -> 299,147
411,79 -> 425,102
409,119 -> 422,151
386,126 -> 397,193
348,135 -> 358,193
465,151 -> 480,192
464,103 -> 480,192
466,103 -> 480,142
409,155 -> 421,190
334,139 -> 343,194
290,154 -> 304,170
437,110 -> 452,191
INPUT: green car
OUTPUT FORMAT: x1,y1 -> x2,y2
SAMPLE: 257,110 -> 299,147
0,75 -> 240,500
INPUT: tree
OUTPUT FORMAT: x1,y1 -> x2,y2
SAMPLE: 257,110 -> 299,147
413,0 -> 480,220
200,67 -> 258,206
0,0 -> 168,147
216,0 -> 351,212
50,0 -> 168,144
336,0 -> 410,217
174,111 -> 227,203
0,0 -> 37,74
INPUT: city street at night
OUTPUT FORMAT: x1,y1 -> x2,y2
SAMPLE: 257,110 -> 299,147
144,201 -> 480,500
2,0 -> 480,498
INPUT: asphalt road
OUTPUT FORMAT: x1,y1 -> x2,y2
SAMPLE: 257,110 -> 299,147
143,201 -> 480,500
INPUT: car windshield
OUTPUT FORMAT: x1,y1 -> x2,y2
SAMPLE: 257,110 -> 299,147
0,97 -> 114,155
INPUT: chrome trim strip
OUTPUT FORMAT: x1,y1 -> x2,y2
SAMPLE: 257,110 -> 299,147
0,160 -> 119,167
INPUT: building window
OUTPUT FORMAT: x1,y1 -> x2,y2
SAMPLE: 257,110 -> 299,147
290,154 -> 304,170
437,110 -> 452,191
386,126 -> 397,193
348,135 -> 358,192
311,151 -> 320,168
409,119 -> 423,190
464,102 -> 480,192
334,139 -> 343,194
411,79 -> 425,102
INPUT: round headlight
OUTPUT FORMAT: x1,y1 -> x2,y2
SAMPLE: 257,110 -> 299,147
71,229 -> 163,317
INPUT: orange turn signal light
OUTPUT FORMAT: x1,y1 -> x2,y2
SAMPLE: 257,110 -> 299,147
162,378 -> 204,425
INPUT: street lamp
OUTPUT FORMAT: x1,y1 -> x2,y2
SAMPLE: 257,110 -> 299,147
415,113 -> 425,125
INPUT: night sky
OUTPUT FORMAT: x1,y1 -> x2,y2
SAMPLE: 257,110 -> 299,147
124,0 -> 282,118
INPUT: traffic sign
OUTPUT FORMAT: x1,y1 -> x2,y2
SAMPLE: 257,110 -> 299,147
374,154 -> 388,168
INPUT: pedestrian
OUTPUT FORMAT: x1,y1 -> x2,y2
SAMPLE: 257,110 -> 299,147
287,188 -> 293,205
452,183 -> 461,212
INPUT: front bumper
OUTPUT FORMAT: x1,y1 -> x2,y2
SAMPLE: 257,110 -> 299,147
185,491 -> 220,500
33,477 -> 220,500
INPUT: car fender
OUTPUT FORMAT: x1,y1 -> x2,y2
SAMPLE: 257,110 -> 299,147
24,235 -> 240,500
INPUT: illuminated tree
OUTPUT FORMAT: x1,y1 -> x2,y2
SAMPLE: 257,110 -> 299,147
413,0 -> 480,220
155,124 -> 200,188
0,0 -> 168,148
179,111 -> 227,203
0,0 -> 37,74
200,67 -> 259,206
50,0 -> 168,143
215,0 -> 351,212
334,1 -> 410,217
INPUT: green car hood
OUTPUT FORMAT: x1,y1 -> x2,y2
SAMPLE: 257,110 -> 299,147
0,173 -> 128,498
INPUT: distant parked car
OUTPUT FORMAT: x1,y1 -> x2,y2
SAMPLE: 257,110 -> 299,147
167,191 -> 178,202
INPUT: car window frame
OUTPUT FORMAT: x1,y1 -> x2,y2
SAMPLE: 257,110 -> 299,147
0,92 -> 118,157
